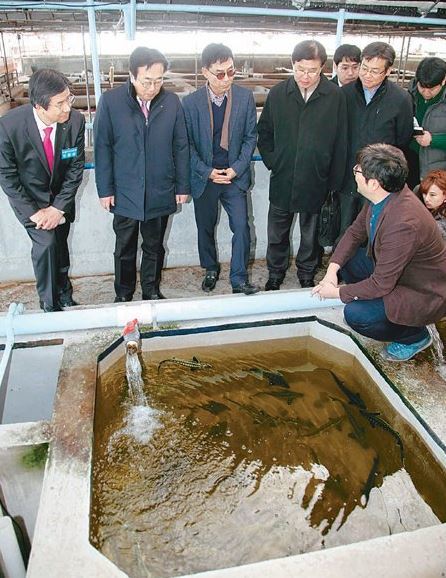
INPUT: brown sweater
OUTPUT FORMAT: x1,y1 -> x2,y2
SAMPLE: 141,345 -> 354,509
332,186 -> 446,326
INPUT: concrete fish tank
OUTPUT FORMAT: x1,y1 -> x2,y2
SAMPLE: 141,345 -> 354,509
88,317 -> 446,578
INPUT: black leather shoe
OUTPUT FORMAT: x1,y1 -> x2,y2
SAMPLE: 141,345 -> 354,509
114,295 -> 133,303
59,297 -> 78,307
142,291 -> 166,300
265,278 -> 282,291
232,282 -> 260,295
299,278 -> 315,288
202,270 -> 219,292
39,301 -> 63,313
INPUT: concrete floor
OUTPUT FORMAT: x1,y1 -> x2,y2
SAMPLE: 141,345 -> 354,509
0,258 -> 329,312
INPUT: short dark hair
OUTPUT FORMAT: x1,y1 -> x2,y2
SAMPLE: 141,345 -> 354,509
361,42 -> 395,69
292,40 -> 327,66
357,143 -> 408,193
333,44 -> 361,65
129,47 -> 168,77
29,68 -> 70,110
416,57 -> 446,88
201,43 -> 233,69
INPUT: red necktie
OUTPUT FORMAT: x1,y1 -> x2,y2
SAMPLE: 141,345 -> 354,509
140,100 -> 148,119
43,126 -> 54,172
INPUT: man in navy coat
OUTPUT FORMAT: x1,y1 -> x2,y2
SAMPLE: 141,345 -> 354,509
0,68 -> 85,312
94,47 -> 189,302
183,43 -> 259,295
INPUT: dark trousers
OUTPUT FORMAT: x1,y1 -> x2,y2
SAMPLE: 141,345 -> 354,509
113,214 -> 168,299
193,181 -> 250,287
266,203 -> 320,281
336,190 -> 365,244
341,247 -> 429,344
26,221 -> 73,307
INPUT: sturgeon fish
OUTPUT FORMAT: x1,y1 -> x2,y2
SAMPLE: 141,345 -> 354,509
157,356 -> 212,374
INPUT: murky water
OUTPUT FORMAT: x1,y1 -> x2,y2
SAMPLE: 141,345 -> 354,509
428,324 -> 446,380
91,336 -> 446,578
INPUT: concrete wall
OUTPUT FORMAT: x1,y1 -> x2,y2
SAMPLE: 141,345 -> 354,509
0,162 -> 301,283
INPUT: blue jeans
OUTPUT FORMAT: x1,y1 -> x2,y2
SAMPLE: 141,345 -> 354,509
341,247 -> 429,344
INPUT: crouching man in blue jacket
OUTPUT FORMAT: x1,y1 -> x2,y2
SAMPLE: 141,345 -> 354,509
94,47 -> 189,301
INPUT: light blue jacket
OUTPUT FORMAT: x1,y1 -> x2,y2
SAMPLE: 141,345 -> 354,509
182,84 -> 257,199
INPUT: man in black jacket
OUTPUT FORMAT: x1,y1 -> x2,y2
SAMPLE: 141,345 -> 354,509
94,47 -> 189,302
258,40 -> 347,289
338,42 -> 413,241
331,44 -> 361,87
0,69 -> 85,312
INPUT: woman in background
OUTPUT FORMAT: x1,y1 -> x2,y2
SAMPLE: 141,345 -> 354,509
418,169 -> 446,241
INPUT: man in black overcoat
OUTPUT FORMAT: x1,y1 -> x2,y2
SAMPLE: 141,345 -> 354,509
0,69 -> 85,312
258,40 -> 347,289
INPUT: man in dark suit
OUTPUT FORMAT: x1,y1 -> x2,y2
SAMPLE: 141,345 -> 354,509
337,42 -> 413,242
183,43 -> 259,295
94,47 -> 189,302
0,69 -> 85,312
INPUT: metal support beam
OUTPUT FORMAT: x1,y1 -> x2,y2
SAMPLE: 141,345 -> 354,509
2,2 -> 446,30
335,8 -> 346,48
87,4 -> 101,106
130,0 -> 137,40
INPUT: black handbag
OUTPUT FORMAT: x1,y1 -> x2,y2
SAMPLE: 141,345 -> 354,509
318,191 -> 340,247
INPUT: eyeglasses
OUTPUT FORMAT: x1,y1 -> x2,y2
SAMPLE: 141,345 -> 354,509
133,75 -> 164,89
353,165 -> 363,175
360,63 -> 387,78
294,66 -> 321,78
50,93 -> 75,110
207,67 -> 236,81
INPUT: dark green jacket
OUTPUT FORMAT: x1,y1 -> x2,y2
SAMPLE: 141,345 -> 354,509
257,75 -> 347,214
409,82 -> 446,179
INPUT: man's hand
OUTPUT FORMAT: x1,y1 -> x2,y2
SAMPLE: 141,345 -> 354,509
176,194 -> 189,204
100,196 -> 115,211
30,207 -> 65,230
415,130 -> 432,147
210,168 -> 232,184
224,167 -> 237,181
311,262 -> 341,299
312,280 -> 340,300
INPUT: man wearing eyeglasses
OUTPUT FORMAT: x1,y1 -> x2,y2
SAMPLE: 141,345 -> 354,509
94,47 -> 189,302
338,41 -> 413,242
0,68 -> 85,312
313,143 -> 446,362
258,40 -> 347,290
183,43 -> 259,295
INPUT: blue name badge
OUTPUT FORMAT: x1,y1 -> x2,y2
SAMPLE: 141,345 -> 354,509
61,147 -> 78,160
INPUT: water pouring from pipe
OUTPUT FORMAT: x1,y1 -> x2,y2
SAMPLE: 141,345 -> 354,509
109,319 -> 162,445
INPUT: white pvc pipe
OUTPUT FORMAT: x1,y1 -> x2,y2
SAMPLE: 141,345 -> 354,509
0,304 -> 25,421
0,291 -> 343,338
0,517 -> 26,578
